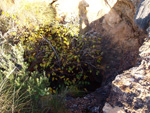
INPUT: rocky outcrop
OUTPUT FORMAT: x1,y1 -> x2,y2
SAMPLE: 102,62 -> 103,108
103,39 -> 150,113
134,0 -> 150,31
102,0 -> 150,112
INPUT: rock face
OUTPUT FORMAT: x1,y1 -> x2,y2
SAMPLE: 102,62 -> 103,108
134,0 -> 150,31
90,0 -> 145,83
103,0 -> 150,112
103,40 -> 150,113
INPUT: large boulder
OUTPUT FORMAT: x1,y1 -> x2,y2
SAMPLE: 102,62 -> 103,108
134,0 -> 150,31
103,40 -> 150,113
94,0 -> 145,82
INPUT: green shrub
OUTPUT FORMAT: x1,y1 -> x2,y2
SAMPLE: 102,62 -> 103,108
0,38 -> 50,111
0,42 -> 31,112
19,21 -> 102,93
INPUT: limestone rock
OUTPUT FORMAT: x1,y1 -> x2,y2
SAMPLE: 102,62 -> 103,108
103,103 -> 125,113
103,40 -> 150,112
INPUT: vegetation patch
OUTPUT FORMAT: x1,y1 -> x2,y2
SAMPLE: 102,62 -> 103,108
19,21 -> 103,93
0,1 -> 103,112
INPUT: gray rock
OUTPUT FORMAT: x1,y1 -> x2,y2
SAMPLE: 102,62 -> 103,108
103,39 -> 150,113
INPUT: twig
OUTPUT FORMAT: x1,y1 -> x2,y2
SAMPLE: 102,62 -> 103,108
40,34 -> 60,66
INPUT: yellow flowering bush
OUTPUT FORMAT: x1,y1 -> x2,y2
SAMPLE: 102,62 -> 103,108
19,21 -> 102,93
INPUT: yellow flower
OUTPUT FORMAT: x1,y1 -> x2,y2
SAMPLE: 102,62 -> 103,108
2,11 -> 5,15
48,74 -> 51,77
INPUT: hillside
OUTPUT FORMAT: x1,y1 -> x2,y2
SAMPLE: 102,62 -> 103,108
0,0 -> 149,113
